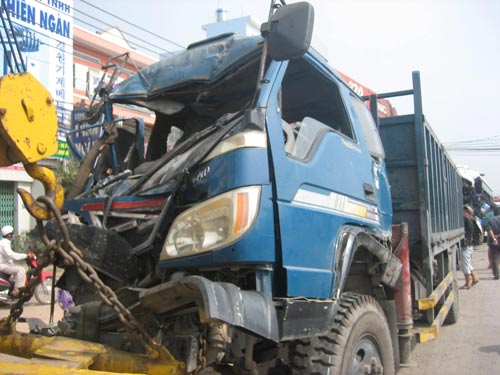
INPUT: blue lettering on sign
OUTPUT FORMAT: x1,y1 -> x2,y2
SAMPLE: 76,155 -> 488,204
50,0 -> 71,14
4,0 -> 36,25
1,1 -> 72,38
55,40 -> 65,100
39,10 -> 70,38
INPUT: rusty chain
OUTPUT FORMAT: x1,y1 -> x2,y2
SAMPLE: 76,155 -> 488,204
6,194 -> 168,360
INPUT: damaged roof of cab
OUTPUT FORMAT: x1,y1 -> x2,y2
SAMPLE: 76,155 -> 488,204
110,33 -> 264,101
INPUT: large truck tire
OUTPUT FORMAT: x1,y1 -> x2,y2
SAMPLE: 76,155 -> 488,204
289,293 -> 395,375
444,279 -> 459,325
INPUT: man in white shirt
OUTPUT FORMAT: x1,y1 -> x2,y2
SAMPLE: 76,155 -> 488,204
0,225 -> 28,297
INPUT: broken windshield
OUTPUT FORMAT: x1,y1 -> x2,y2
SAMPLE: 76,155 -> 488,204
111,35 -> 264,166
74,36 -> 266,200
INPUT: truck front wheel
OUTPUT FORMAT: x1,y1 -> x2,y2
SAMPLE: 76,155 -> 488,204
289,293 -> 395,375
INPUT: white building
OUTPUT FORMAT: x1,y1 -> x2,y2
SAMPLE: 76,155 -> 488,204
202,9 -> 261,38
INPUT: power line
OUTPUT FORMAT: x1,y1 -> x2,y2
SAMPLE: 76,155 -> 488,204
448,149 -> 500,152
17,0 -> 167,57
444,134 -> 500,146
2,1 -> 183,66
444,134 -> 500,157
0,12 -> 162,74
447,144 -> 500,149
447,148 -> 500,154
1,19 -> 148,74
73,8 -> 173,56
0,24 -> 73,63
77,0 -> 185,49
73,15 -> 166,57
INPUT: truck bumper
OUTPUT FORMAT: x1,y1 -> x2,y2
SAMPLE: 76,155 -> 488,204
140,276 -> 279,342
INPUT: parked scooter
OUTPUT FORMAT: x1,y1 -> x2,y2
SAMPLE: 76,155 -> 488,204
0,254 -> 54,305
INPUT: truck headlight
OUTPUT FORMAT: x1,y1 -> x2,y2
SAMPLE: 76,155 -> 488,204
163,186 -> 261,259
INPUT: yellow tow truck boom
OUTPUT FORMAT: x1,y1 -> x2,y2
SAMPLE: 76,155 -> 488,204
0,72 -> 58,167
0,72 -> 64,220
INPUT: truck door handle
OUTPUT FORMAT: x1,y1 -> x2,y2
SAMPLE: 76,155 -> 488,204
363,183 -> 375,201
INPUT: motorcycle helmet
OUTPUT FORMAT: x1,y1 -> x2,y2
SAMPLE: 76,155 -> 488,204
1,225 -> 14,237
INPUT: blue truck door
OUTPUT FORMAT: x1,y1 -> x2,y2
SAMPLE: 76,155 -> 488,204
264,57 -> 382,298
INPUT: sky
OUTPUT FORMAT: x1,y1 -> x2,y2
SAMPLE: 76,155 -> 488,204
74,0 -> 500,195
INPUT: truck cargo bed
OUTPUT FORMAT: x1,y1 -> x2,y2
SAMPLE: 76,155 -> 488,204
377,72 -> 463,260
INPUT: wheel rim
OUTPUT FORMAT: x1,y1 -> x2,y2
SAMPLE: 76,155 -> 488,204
35,279 -> 52,304
349,334 -> 384,375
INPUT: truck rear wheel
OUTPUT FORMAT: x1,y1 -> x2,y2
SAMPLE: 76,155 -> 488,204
289,293 -> 395,375
444,279 -> 459,325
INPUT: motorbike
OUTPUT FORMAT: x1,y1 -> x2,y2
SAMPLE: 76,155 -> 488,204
0,254 -> 54,305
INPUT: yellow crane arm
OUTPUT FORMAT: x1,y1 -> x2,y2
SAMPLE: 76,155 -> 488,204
0,72 -> 63,219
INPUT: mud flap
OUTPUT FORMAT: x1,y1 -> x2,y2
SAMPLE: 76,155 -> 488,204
140,276 -> 279,342
352,231 -> 403,287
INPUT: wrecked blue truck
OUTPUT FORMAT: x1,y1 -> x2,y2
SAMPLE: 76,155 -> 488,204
56,2 -> 463,374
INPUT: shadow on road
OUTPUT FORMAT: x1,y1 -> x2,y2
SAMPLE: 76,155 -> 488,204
479,345 -> 500,355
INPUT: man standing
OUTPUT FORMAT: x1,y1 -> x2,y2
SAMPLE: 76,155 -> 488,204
460,206 -> 480,289
0,225 -> 28,297
486,206 -> 500,280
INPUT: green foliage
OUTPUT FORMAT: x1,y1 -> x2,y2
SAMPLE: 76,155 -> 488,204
55,158 -> 81,197
12,231 -> 47,255
11,231 -> 29,254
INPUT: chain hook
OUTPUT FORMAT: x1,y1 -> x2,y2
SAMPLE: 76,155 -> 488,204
17,162 -> 64,220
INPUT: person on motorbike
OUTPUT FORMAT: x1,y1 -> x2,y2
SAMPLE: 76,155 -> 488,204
0,225 -> 32,298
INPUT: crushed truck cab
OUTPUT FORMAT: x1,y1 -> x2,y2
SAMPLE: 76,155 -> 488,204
59,14 -> 402,373
0,2 -> 462,374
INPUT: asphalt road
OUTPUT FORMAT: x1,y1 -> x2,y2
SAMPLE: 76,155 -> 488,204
0,244 -> 499,374
0,274 -> 64,334
399,243 -> 500,375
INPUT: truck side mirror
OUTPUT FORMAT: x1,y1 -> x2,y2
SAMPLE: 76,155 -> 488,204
261,2 -> 314,61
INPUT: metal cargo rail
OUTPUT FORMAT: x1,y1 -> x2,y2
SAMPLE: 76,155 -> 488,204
374,71 -> 463,254
367,71 -> 464,360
